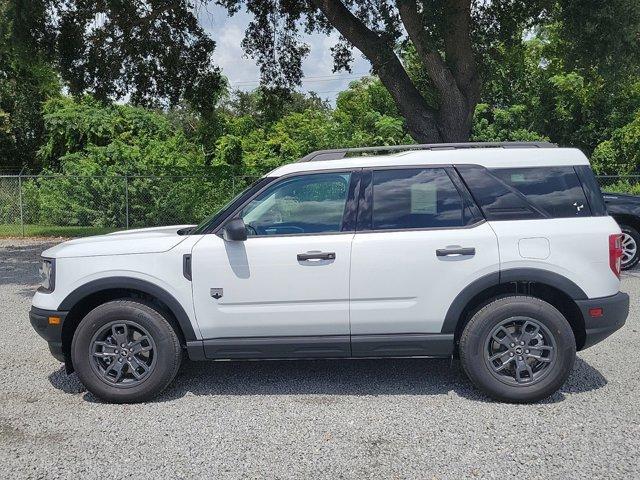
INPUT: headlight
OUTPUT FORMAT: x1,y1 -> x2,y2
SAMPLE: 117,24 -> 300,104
39,258 -> 55,293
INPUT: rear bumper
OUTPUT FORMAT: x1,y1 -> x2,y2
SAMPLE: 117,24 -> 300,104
576,292 -> 629,350
29,306 -> 67,362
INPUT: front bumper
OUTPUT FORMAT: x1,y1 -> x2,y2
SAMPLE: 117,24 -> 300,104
576,292 -> 629,350
29,306 -> 68,362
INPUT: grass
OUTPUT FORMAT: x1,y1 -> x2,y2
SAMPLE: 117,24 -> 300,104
0,224 -> 119,238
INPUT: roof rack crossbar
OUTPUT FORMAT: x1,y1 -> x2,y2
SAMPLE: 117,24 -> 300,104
298,141 -> 558,162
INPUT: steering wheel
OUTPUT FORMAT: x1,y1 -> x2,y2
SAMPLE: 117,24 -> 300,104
245,223 -> 258,236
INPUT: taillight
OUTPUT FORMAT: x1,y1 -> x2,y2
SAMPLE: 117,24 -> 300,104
609,234 -> 623,279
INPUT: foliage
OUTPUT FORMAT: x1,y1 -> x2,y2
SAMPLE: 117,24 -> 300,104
0,224 -> 118,238
27,97 -> 246,227
471,104 -> 548,142
592,112 -> 640,176
480,23 -> 640,155
0,1 -> 60,171
50,0 -> 223,112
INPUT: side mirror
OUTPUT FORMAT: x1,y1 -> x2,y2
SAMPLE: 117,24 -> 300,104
222,218 -> 248,242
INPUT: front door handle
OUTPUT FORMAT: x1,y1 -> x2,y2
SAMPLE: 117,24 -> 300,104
297,252 -> 336,261
436,247 -> 476,257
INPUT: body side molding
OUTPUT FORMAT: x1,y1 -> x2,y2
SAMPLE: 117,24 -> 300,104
196,335 -> 351,360
186,333 -> 454,361
58,276 -> 198,341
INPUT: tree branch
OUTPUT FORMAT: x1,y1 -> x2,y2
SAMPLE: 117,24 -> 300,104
443,0 -> 480,106
397,0 -> 473,139
396,0 -> 458,97
310,0 -> 442,142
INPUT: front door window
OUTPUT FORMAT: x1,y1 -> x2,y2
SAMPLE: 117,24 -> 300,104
240,172 -> 352,236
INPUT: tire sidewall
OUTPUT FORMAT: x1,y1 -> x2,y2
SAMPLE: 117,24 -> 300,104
71,301 -> 180,403
461,297 -> 576,403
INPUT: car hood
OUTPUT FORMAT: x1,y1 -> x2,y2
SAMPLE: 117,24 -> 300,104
41,225 -> 197,259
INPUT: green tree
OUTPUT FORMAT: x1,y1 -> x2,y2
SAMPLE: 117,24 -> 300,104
592,112 -> 640,176
215,1 -> 638,144
0,0 -> 59,171
32,96 -> 239,227
480,22 -> 640,155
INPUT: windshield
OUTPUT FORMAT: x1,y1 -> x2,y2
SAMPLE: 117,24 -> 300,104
189,178 -> 271,235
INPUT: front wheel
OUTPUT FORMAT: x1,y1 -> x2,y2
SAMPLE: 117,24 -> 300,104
71,300 -> 182,403
459,296 -> 576,403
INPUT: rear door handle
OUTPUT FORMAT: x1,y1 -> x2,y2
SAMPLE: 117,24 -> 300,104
297,252 -> 336,261
436,247 -> 476,257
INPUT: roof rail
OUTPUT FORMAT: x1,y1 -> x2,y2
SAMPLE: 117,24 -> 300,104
298,141 -> 558,162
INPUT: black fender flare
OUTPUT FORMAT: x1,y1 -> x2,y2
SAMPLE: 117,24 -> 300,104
58,276 -> 198,341
441,268 -> 587,334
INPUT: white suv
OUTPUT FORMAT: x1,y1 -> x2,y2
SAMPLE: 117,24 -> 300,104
30,142 -> 629,403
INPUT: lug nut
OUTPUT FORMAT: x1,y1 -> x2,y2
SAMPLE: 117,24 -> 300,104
509,352 -> 514,357
520,341 -> 525,345
518,356 -> 523,360
510,343 -> 515,347
525,349 -> 530,354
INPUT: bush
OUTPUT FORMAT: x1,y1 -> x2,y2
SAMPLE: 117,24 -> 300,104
471,104 -> 549,142
591,111 -> 640,175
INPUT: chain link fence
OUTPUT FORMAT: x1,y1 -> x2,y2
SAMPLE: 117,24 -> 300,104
0,173 -> 257,237
595,175 -> 640,193
1,173 -> 640,237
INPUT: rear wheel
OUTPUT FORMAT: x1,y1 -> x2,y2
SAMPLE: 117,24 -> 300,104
459,295 -> 576,403
620,224 -> 640,270
71,300 -> 182,403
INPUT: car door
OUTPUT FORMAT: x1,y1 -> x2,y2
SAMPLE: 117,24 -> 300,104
349,166 -> 500,356
191,170 -> 359,359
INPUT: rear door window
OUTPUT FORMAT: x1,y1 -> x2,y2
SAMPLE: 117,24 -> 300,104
370,168 -> 468,230
491,167 -> 591,218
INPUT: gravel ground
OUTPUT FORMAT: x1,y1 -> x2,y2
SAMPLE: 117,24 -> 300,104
1,238 -> 639,479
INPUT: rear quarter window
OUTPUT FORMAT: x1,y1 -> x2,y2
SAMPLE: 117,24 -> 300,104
491,167 -> 591,218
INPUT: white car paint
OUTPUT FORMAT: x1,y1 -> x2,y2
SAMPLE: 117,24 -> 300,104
32,146 -> 621,344
488,217 -> 620,298
190,233 -> 354,338
270,147 -> 590,178
33,234 -> 204,337
41,225 -> 195,258
349,222 -> 500,334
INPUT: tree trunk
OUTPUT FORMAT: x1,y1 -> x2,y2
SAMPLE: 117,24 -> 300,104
311,0 -> 443,143
312,0 -> 481,143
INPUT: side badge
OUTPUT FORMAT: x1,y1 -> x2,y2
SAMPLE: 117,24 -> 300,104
210,288 -> 223,300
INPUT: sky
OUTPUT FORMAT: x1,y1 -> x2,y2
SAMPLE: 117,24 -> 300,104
197,5 -> 372,104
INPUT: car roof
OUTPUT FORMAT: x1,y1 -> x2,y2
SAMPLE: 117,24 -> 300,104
267,147 -> 590,177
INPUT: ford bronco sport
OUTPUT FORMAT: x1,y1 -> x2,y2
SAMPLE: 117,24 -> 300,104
30,142 -> 629,403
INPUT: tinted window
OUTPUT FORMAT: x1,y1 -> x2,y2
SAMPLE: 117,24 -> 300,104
491,167 -> 591,217
456,165 -> 542,221
372,168 -> 466,230
575,165 -> 606,216
240,172 -> 351,235
191,177 -> 273,234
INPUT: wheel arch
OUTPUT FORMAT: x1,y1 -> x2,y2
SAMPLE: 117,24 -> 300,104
59,277 -> 197,372
443,269 -> 587,351
610,213 -> 640,233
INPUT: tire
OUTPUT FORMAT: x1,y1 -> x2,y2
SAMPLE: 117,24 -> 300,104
459,295 -> 576,403
620,224 -> 640,270
71,299 -> 182,403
